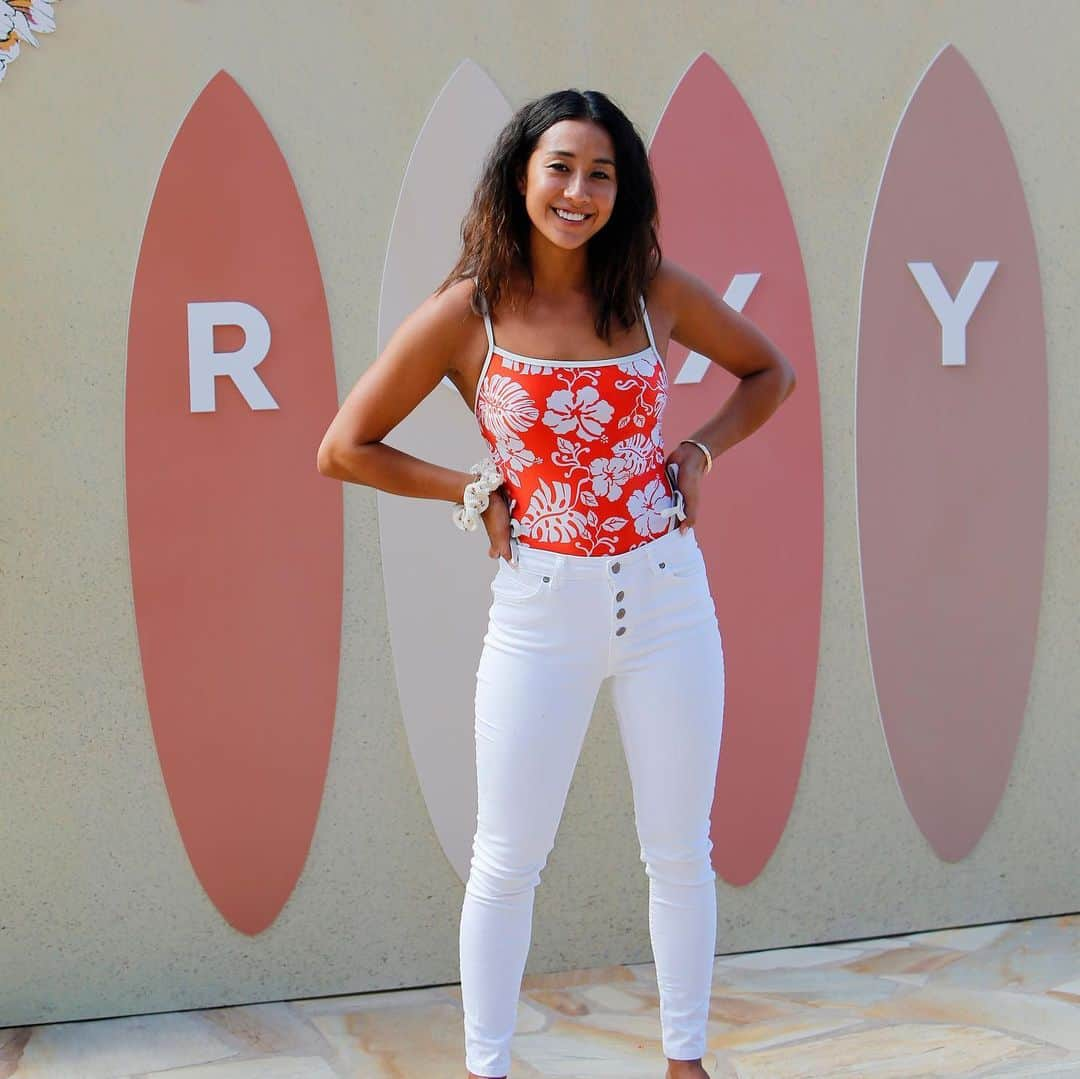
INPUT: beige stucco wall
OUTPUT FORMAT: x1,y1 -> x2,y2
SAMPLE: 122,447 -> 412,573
2,0 -> 1077,1027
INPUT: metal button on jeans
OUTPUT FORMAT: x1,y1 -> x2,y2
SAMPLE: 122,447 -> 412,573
615,626 -> 627,636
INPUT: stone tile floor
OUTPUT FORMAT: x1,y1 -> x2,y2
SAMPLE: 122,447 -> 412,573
2,914 -> 1079,1077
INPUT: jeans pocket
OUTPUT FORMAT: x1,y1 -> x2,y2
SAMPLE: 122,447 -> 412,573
657,543 -> 708,582
491,562 -> 549,604
671,556 -> 707,581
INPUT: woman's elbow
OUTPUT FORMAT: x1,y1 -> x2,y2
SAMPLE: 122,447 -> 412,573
778,355 -> 797,401
316,436 -> 348,480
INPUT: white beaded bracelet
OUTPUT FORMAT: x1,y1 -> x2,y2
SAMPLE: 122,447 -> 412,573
452,455 -> 504,532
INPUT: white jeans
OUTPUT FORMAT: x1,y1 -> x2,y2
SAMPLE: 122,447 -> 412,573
460,527 -> 726,1077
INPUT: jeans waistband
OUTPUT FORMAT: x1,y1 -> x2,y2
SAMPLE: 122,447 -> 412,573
513,527 -> 698,583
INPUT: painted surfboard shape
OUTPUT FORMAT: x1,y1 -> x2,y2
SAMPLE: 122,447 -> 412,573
856,45 -> 1046,861
377,61 -> 511,882
650,53 -> 824,886
126,71 -> 342,933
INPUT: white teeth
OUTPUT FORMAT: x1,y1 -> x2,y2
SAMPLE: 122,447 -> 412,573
554,208 -> 587,221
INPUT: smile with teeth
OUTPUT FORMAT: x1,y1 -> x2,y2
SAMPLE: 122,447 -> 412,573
553,207 -> 590,222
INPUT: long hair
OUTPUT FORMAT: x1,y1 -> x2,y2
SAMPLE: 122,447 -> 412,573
437,89 -> 661,342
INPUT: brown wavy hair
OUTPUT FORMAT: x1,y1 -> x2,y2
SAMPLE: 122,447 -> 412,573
437,89 -> 662,342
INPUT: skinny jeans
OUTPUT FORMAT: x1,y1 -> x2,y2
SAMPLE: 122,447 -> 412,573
460,526 -> 726,1077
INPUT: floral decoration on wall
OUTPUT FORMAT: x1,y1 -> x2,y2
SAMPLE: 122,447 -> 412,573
0,1 -> 58,84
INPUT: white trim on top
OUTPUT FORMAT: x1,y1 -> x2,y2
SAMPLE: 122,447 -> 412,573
490,344 -> 657,369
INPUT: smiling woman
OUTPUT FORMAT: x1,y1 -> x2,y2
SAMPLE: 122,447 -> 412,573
317,87 -> 794,1079
438,89 -> 660,351
519,127 -> 617,242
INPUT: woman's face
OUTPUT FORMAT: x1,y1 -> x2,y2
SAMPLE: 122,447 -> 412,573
518,119 -> 618,255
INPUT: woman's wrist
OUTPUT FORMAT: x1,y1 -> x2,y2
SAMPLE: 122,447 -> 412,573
455,470 -> 476,504
452,455 -> 504,532
679,438 -> 713,474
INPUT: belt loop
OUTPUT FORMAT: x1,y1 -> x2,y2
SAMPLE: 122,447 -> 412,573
550,554 -> 567,590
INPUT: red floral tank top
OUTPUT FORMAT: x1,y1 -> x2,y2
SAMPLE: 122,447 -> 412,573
474,296 -> 678,556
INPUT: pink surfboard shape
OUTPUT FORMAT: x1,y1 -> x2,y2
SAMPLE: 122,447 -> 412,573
650,53 -> 823,886
857,45 -> 1046,861
126,71 -> 342,933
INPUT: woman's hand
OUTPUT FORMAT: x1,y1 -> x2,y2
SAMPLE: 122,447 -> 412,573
482,487 -> 514,562
665,441 -> 710,534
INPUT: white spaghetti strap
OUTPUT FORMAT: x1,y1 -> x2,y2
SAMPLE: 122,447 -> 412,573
476,280 -> 495,351
639,294 -> 660,356
473,279 -> 495,414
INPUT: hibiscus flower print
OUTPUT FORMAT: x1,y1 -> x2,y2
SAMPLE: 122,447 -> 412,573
494,434 -> 539,486
589,456 -> 632,501
542,386 -> 614,442
477,374 -> 540,441
627,477 -> 674,538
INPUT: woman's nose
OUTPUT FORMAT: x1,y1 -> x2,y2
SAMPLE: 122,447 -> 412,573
564,173 -> 588,200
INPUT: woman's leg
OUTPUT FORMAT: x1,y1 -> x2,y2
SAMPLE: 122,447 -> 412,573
461,625 -> 603,1077
611,582 -> 725,1065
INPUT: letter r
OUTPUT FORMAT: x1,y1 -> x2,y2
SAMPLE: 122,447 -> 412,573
188,301 -> 280,413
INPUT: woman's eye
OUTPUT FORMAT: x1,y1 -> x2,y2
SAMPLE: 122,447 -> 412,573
546,163 -> 611,181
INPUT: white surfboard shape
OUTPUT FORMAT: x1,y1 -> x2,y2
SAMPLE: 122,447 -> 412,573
377,60 -> 512,882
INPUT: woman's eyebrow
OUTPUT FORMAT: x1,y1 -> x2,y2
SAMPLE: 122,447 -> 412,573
548,149 -> 616,167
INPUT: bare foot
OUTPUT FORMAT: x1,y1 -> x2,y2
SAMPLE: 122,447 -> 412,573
666,1059 -> 710,1079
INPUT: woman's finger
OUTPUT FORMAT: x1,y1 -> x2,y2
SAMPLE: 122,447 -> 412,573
678,481 -> 700,534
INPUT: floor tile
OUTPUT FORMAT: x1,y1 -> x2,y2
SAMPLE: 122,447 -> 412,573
142,1057 -> 338,1078
6,914 -> 1077,1078
729,1022 -> 1042,1078
12,1013 -> 235,1078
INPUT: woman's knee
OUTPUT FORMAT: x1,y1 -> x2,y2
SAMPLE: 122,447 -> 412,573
639,834 -> 716,887
466,838 -> 552,899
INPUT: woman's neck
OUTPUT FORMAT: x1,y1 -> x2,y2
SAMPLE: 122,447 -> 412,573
525,231 -> 589,297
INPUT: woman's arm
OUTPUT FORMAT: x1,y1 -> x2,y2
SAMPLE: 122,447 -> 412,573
652,258 -> 797,531
316,279 -> 482,504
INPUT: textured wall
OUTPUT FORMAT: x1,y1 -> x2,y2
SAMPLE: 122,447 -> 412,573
2,0 -> 1077,1027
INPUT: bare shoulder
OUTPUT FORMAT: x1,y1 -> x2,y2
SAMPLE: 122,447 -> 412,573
646,258 -> 704,318
399,276 -> 480,348
648,257 -> 794,383
431,275 -> 482,321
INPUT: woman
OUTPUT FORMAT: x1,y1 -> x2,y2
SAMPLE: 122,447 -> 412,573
318,88 -> 795,1079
